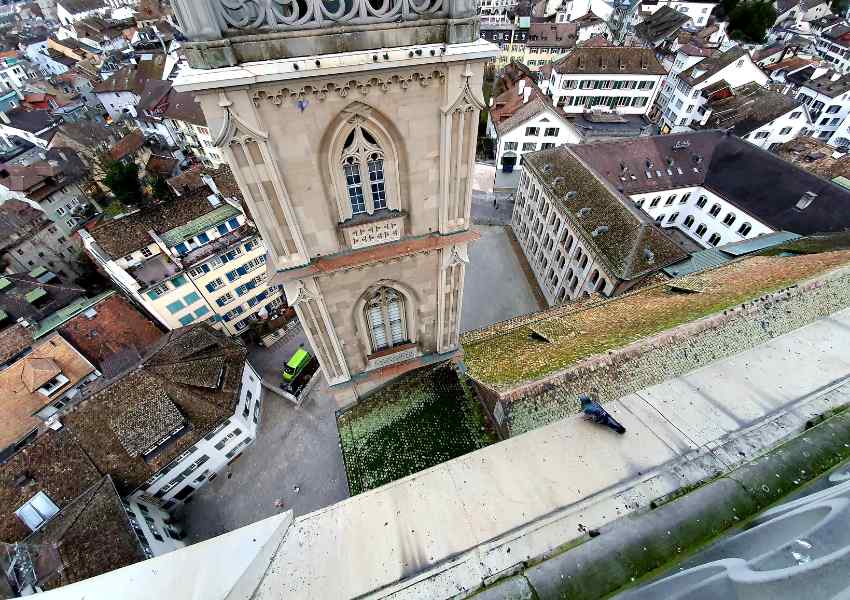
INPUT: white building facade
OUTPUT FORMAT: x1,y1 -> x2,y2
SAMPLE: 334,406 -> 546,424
795,73 -> 850,144
658,49 -> 768,131
127,360 -> 263,511
546,47 -> 667,116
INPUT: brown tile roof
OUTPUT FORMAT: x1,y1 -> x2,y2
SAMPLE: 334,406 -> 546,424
0,430 -> 101,543
0,323 -> 34,365
764,56 -> 818,73
59,0 -> 106,14
108,129 -> 145,161
58,294 -> 162,374
93,56 -> 165,94
524,146 -> 687,281
25,476 -> 144,591
205,164 -> 243,203
700,82 -> 801,136
490,76 -> 545,128
776,136 -> 850,180
552,46 -> 666,75
62,324 -> 247,494
145,154 -> 179,177
162,90 -> 206,126
526,22 -> 577,49
89,187 -> 220,258
0,333 -> 97,451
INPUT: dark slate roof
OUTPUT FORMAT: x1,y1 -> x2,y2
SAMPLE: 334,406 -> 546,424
107,128 -> 144,161
703,135 -> 850,235
62,324 -> 247,493
93,56 -> 165,94
702,82 -> 802,136
802,71 -> 850,98
58,0 -> 106,14
569,130 -> 850,236
634,5 -> 690,44
523,146 -> 688,281
552,46 -> 666,75
678,47 -> 751,86
4,108 -> 57,135
571,112 -> 654,139
24,476 -> 144,591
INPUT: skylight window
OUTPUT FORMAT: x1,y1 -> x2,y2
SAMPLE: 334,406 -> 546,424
15,491 -> 59,531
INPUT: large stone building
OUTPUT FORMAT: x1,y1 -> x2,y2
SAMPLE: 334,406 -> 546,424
173,0 -> 498,402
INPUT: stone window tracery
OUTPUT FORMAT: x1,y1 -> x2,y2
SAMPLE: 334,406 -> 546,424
341,124 -> 387,216
365,287 -> 407,352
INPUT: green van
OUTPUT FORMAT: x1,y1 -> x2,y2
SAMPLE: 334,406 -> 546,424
282,348 -> 311,384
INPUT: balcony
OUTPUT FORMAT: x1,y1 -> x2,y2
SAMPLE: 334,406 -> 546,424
171,0 -> 480,68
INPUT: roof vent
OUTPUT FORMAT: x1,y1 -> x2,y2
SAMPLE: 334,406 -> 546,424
83,308 -> 97,319
553,176 -> 564,185
643,247 -> 655,264
692,154 -> 703,164
577,207 -> 591,217
673,140 -> 691,150
14,472 -> 33,488
207,193 -> 221,207
645,159 -> 653,169
592,225 -> 609,237
796,191 -> 817,210
542,163 -> 553,174
619,161 -> 628,173
565,190 -> 577,200
666,157 -> 674,166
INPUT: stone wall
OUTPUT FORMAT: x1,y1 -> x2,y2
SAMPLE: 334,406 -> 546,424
470,266 -> 850,437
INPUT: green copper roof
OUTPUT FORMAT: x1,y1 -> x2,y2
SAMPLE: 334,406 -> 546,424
34,291 -> 115,339
833,176 -> 850,191
25,288 -> 47,303
159,205 -> 240,247
28,266 -> 48,278
0,309 -> 8,321
0,277 -> 12,291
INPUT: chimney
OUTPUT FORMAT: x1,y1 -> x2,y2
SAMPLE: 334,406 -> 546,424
831,72 -> 841,82
518,79 -> 526,96
523,87 -> 532,103
58,151 -> 67,161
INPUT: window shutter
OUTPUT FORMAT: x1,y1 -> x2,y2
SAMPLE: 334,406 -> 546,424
368,305 -> 387,349
387,298 -> 404,344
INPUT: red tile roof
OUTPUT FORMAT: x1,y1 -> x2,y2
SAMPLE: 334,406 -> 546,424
58,294 -> 162,373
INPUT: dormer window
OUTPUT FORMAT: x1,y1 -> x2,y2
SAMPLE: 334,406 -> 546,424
38,373 -> 69,397
796,192 -> 817,210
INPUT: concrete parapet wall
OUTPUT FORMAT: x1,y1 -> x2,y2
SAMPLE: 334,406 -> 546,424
471,266 -> 850,437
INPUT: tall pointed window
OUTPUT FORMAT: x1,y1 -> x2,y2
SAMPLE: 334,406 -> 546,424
365,287 -> 407,352
342,125 -> 387,216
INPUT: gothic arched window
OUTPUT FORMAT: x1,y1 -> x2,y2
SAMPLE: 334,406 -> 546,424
342,125 -> 387,216
365,287 -> 407,352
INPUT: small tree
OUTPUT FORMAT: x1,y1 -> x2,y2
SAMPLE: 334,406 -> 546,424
831,0 -> 848,15
91,153 -> 145,208
725,0 -> 776,43
150,175 -> 175,202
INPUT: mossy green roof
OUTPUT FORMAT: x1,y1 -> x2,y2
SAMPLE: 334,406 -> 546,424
159,204 -> 240,248
462,249 -> 850,389
24,288 -> 47,304
28,266 -> 47,278
34,291 -> 114,339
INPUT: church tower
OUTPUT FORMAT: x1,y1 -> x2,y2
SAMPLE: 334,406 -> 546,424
172,0 -> 497,403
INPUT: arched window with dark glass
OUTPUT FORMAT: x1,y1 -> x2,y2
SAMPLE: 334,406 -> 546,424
342,125 -> 386,216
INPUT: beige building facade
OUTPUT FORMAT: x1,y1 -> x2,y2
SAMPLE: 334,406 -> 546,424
173,0 -> 498,403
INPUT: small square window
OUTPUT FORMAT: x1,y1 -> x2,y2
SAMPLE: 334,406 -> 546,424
178,314 -> 195,327
166,300 -> 185,314
183,292 -> 200,305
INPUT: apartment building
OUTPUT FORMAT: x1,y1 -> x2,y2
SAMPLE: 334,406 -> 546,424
816,25 -> 850,73
488,77 -> 581,170
699,81 -> 811,149
512,145 -> 686,305
657,47 -> 768,131
794,70 -> 850,144
480,22 -> 530,68
81,167 -> 284,336
545,46 -> 667,115
515,131 -> 850,306
63,324 -> 263,511
637,0 -> 718,27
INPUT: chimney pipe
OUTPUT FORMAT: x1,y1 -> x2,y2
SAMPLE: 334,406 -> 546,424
518,79 -> 526,96
523,87 -> 532,103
